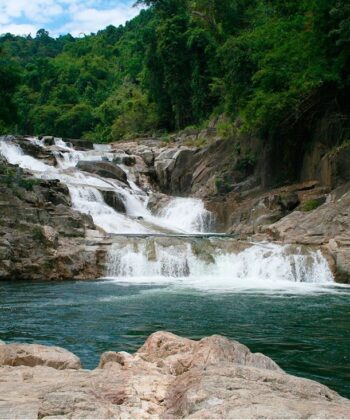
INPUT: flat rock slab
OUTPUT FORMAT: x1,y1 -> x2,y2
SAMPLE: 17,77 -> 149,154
1,332 -> 350,419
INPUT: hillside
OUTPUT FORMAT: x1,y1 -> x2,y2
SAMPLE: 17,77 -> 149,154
1,1 -> 349,157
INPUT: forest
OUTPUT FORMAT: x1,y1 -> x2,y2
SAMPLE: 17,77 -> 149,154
0,0 -> 349,145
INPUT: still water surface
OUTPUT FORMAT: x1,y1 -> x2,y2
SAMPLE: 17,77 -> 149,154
0,280 -> 349,398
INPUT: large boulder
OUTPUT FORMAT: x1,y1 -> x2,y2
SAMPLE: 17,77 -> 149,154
76,160 -> 128,183
154,147 -> 199,194
170,148 -> 200,194
1,332 -> 350,419
135,331 -> 281,375
0,343 -> 81,370
101,190 -> 126,213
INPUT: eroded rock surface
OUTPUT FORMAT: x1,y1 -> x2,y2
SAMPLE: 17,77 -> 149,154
0,343 -> 81,369
0,156 -> 106,281
0,332 -> 349,419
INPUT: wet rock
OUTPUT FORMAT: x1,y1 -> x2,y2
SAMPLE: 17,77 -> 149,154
101,190 -> 126,213
77,160 -> 127,183
113,154 -> 136,166
8,136 -> 57,165
147,192 -> 171,213
41,136 -> 55,146
0,343 -> 81,370
1,332 -> 350,419
63,138 -> 94,150
154,147 -> 200,194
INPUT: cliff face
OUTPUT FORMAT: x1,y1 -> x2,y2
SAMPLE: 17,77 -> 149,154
0,156 -> 106,281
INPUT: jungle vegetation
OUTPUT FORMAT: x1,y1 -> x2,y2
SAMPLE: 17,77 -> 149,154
0,0 -> 349,144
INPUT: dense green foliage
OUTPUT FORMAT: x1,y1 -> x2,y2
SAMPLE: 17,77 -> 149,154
0,0 -> 349,143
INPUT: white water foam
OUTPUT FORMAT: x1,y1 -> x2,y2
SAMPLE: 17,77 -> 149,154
158,197 -> 214,233
106,242 -> 334,290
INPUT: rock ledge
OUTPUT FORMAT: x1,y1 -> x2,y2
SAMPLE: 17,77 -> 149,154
0,331 -> 349,419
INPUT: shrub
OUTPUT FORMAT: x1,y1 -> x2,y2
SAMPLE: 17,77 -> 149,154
235,151 -> 257,172
32,226 -> 46,243
303,199 -> 321,212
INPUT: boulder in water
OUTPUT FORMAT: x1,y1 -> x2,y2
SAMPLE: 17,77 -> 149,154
40,136 -> 55,146
76,160 -> 128,183
101,190 -> 126,213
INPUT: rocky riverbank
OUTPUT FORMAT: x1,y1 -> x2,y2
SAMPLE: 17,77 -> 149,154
1,332 -> 350,419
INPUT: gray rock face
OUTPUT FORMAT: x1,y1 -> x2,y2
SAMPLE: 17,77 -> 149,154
154,147 -> 199,194
0,332 -> 350,419
77,160 -> 128,183
0,343 -> 81,370
0,158 -> 106,281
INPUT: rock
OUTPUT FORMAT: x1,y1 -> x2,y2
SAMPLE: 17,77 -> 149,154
280,192 -> 300,210
8,136 -> 57,165
76,160 -> 127,183
0,157 -> 106,281
136,332 -> 281,375
99,351 -> 133,368
139,149 -> 154,166
113,154 -> 136,166
154,147 -> 199,194
147,192 -> 171,213
101,190 -> 126,213
42,225 -> 58,245
154,156 -> 176,191
63,138 -> 94,150
170,148 -> 200,193
41,136 -> 55,146
1,332 -> 350,419
0,343 -> 81,369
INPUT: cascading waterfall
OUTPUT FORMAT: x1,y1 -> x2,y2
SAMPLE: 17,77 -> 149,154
106,240 -> 333,289
158,197 -> 214,233
0,135 -> 335,288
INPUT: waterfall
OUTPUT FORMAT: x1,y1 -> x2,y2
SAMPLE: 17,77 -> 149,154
0,136 -> 335,287
106,240 -> 333,288
68,185 -> 150,234
158,197 -> 214,233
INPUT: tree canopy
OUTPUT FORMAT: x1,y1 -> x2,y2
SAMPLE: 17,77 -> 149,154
0,0 -> 349,143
